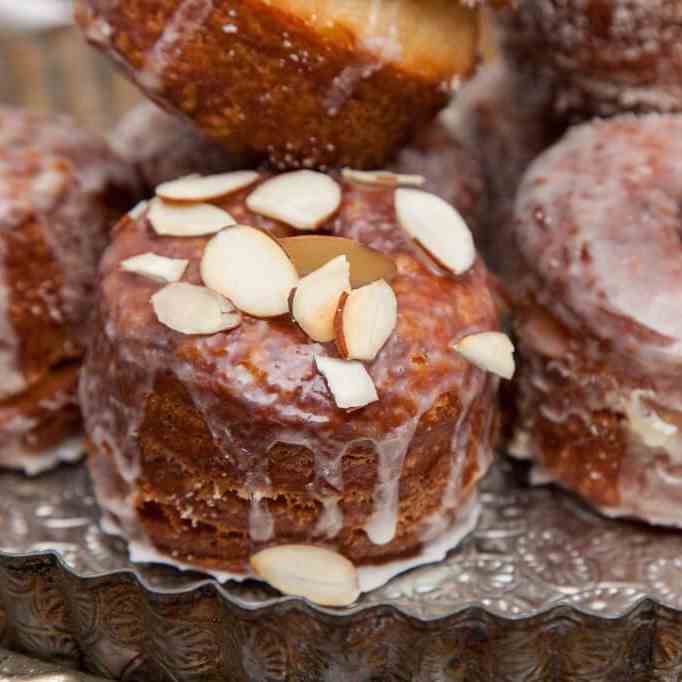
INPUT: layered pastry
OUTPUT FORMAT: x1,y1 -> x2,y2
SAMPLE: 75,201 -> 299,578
113,101 -> 487,238
502,0 -> 682,119
0,107 -> 140,474
76,0 -> 482,169
441,58 -> 559,270
508,114 -> 682,526
80,168 -> 513,605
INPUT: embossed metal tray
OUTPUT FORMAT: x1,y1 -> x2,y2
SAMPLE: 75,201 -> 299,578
0,459 -> 680,680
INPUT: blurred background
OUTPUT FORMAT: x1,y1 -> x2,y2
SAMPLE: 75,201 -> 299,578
0,0 -> 141,132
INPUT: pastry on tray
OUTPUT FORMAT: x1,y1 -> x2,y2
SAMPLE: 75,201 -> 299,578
79,168 -> 513,605
0,107 -> 140,475
502,0 -> 682,119
76,0 -> 483,169
508,114 -> 682,527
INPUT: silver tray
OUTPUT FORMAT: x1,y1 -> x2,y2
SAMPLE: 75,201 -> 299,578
0,459 -> 681,680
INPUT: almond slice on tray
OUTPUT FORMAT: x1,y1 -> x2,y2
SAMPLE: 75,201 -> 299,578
128,200 -> 149,220
156,171 -> 260,203
291,255 -> 350,342
394,188 -> 475,275
279,236 -> 397,288
315,355 -> 378,409
201,226 -> 299,317
147,197 -> 236,237
335,280 -> 397,361
246,170 -> 341,230
250,544 -> 360,606
452,331 -> 516,379
120,252 -> 188,283
151,282 -> 241,334
341,168 -> 425,187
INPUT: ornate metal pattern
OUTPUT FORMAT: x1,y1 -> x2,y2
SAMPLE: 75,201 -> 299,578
1,461 -> 682,679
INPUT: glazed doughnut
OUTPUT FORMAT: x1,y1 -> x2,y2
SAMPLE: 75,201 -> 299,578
440,58 -> 559,270
502,0 -> 682,118
0,108 -> 140,474
111,102 -> 250,191
77,0 -> 481,169
508,114 -> 682,526
80,168 -> 510,602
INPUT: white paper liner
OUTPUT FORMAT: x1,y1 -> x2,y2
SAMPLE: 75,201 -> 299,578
99,492 -> 480,597
1,433 -> 86,476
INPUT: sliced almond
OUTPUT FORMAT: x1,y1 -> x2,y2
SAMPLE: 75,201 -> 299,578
395,188 -> 475,275
279,236 -> 397,288
128,200 -> 149,220
151,282 -> 241,335
156,171 -> 260,203
147,197 -> 236,237
291,255 -> 350,342
250,544 -> 359,606
453,331 -> 515,380
335,280 -> 397,361
120,252 -> 188,283
315,355 -> 378,409
342,168 -> 425,187
246,171 -> 341,230
201,226 -> 299,317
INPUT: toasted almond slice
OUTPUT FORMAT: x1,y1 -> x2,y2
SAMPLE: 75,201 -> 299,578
342,168 -> 425,187
128,200 -> 149,220
120,252 -> 188,283
315,355 -> 378,409
201,226 -> 299,317
151,282 -> 241,335
291,255 -> 350,342
279,236 -> 397,287
246,171 -> 341,230
148,197 -> 236,237
453,331 -> 515,379
156,171 -> 260,203
335,280 -> 397,361
250,544 -> 360,606
395,188 -> 475,275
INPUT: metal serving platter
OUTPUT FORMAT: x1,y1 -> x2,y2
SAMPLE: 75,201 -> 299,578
0,460 -> 680,680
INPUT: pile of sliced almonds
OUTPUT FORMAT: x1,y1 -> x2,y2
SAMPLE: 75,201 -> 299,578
119,170 -> 512,411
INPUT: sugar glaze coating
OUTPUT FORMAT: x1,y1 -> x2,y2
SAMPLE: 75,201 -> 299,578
0,108 -> 140,473
80,171 -> 501,585
509,115 -> 682,524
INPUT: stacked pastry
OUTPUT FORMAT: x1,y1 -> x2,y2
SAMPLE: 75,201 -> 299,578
0,108 -> 139,474
491,1 -> 682,526
73,0 -> 514,605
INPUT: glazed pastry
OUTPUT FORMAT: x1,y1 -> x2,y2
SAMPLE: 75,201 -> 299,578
502,0 -> 682,119
80,168 -> 512,604
111,102 -> 250,191
0,108 -> 140,474
113,101 -> 487,237
508,114 -> 682,526
77,0 -> 482,169
441,58 -> 559,270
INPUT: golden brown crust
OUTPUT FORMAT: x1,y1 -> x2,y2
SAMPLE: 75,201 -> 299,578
81,171 -> 500,573
0,107 -> 140,471
78,0 -> 480,168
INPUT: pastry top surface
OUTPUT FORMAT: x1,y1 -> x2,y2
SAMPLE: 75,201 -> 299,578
98,173 -> 499,447
512,114 -> 682,377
